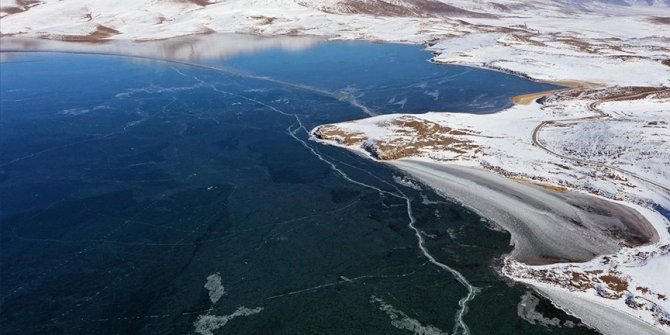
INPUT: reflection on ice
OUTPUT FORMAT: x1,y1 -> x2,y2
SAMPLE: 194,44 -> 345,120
0,33 -> 323,62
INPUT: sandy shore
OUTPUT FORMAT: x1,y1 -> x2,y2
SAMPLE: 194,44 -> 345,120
388,159 -> 658,265
511,88 -> 566,105
510,80 -> 603,105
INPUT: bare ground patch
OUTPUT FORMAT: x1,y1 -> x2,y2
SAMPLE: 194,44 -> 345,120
509,176 -> 569,192
314,115 -> 479,161
512,88 -> 567,105
649,16 -> 670,25
44,24 -> 120,42
1,0 -> 41,16
175,0 -> 216,6
542,86 -> 669,104
248,16 -> 278,25
298,0 -> 491,18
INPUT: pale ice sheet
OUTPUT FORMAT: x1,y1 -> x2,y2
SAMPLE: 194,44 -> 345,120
370,295 -> 448,335
204,273 -> 226,304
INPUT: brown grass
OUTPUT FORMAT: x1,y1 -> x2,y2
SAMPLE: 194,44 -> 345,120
556,37 -> 599,54
544,86 -> 667,104
649,16 -> 670,25
315,115 -> 479,161
1,0 -> 41,15
370,116 -> 477,160
599,274 -> 628,293
313,124 -> 367,145
249,16 -> 277,25
46,24 -> 120,42
512,77 -> 606,105
302,0 -> 491,18
176,0 -> 215,6
552,80 -> 603,89
512,88 -> 567,105
503,34 -> 546,47
283,28 -> 305,36
509,176 -> 568,192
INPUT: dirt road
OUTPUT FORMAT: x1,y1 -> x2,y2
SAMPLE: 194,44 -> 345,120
530,89 -> 670,193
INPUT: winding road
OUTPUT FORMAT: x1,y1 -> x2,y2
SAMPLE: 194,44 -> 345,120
531,88 -> 670,193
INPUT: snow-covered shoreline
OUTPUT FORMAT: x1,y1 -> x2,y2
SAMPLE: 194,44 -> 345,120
311,88 -> 670,332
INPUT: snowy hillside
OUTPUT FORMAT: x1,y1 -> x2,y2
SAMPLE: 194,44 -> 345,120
2,0 -> 668,87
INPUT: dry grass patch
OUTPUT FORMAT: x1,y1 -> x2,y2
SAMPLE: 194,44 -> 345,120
313,124 -> 368,145
509,176 -> 568,192
503,34 -> 547,47
649,16 -> 670,25
599,274 -> 628,293
176,0 -> 216,6
555,37 -> 599,53
45,24 -> 120,42
1,0 -> 41,15
300,0 -> 491,18
249,16 -> 278,25
544,86 -> 668,104
368,116 -> 478,160
315,115 -> 479,161
512,88 -> 567,105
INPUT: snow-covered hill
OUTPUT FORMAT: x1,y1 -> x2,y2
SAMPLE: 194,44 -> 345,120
2,0 -> 668,87
1,0 -> 668,41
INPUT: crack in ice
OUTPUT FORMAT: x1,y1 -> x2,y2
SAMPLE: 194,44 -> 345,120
102,65 -> 477,334
212,86 -> 478,335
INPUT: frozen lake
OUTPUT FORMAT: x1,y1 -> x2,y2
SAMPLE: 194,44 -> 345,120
0,35 -> 593,334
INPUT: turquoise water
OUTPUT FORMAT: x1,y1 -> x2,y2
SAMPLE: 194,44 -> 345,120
0,38 -> 594,334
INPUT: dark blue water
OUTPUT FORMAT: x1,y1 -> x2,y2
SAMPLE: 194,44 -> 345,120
0,38 -> 592,334
217,40 -> 558,115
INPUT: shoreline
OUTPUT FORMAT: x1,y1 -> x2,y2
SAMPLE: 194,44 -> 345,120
533,284 -> 667,335
511,88 -> 566,105
386,159 -> 660,264
386,159 -> 667,333
3,34 -> 669,333
312,129 -> 669,333
309,66 -> 669,332
509,80 -> 603,105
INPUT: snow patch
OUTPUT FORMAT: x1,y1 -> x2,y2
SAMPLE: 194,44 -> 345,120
204,272 -> 226,304
393,175 -> 422,190
194,306 -> 264,335
517,292 -> 576,328
370,295 -> 448,335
